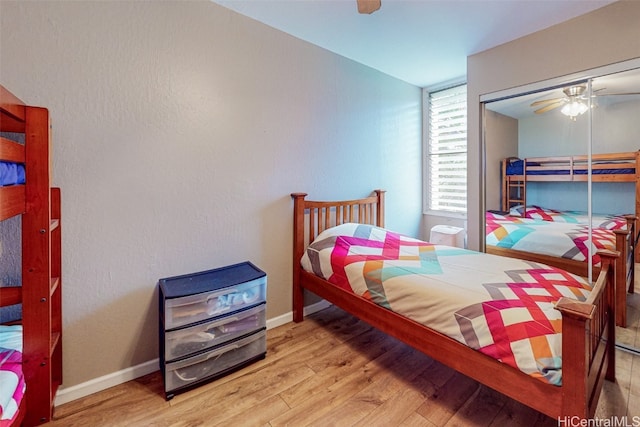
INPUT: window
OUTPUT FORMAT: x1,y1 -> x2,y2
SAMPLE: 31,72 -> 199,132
426,84 -> 467,215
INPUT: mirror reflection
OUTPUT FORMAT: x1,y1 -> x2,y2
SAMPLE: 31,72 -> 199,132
482,67 -> 640,352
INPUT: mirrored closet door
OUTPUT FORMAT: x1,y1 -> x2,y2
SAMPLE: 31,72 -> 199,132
590,68 -> 640,351
481,61 -> 640,352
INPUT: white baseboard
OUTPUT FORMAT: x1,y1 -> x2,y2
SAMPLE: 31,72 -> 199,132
54,358 -> 159,406
54,300 -> 332,406
266,299 -> 331,329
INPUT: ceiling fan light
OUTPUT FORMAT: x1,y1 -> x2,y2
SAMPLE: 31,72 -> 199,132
561,100 -> 588,117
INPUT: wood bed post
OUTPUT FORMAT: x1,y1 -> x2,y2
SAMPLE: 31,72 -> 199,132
624,215 -> 636,294
613,228 -> 629,327
597,251 -> 617,383
602,252 -> 617,382
291,193 -> 307,322
623,216 -> 640,294
375,189 -> 385,227
556,307 -> 589,416
23,106 -> 55,426
555,250 -> 617,417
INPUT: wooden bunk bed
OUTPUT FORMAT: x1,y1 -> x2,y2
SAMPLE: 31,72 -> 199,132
501,151 -> 640,262
292,190 -> 617,420
0,84 -> 62,426
498,151 -> 639,327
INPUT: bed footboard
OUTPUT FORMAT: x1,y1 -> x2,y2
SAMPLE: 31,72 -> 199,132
555,250 -> 617,417
488,216 -> 633,327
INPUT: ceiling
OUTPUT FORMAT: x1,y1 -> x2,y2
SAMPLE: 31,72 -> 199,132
212,0 -> 616,88
486,66 -> 640,119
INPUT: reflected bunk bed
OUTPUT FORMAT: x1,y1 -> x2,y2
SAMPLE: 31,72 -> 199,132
292,190 -> 617,420
0,85 -> 62,426
501,151 -> 639,260
497,152 -> 639,327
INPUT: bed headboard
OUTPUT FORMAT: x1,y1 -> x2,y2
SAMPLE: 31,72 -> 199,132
290,190 -> 385,322
291,190 -> 385,269
292,189 -> 385,243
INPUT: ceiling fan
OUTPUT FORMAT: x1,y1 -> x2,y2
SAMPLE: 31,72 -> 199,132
357,0 -> 381,14
530,85 -> 591,117
531,84 -> 640,119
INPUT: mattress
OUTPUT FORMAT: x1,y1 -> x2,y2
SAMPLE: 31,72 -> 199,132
486,212 -> 617,266
508,205 -> 629,231
301,223 -> 592,386
0,162 -> 25,187
0,325 -> 24,427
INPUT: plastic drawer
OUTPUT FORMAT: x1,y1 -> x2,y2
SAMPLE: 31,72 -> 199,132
164,276 -> 266,330
165,303 -> 266,361
165,329 -> 266,393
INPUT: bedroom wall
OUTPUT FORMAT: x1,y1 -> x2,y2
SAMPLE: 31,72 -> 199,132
467,0 -> 640,251
0,1 -> 422,394
517,99 -> 639,214
484,110 -> 518,212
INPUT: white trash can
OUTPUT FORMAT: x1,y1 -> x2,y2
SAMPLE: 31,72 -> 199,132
429,225 -> 465,248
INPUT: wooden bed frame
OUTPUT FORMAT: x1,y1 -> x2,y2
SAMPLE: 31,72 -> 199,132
486,216 -> 635,328
291,190 -> 617,420
501,151 -> 640,263
1,84 -> 62,426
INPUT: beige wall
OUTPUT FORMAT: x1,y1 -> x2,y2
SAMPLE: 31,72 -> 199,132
484,111 -> 518,211
467,0 -> 640,251
0,1 -> 422,395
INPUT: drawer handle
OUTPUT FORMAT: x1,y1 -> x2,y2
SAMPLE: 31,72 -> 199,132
208,344 -> 240,360
173,344 -> 241,382
175,370 -> 198,382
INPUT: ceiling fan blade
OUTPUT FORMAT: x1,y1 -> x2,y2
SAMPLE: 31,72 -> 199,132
357,0 -> 381,14
530,97 -> 564,107
594,92 -> 640,96
534,101 -> 565,114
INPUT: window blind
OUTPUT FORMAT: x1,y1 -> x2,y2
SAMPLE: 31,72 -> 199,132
427,84 -> 467,214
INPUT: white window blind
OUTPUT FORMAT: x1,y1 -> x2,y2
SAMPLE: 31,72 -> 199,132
427,84 -> 467,214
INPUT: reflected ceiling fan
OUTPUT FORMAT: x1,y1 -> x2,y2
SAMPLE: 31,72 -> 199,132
357,0 -> 381,14
531,85 -> 591,119
531,84 -> 640,120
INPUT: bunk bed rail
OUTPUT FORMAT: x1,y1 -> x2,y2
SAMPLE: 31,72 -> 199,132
1,84 -> 62,426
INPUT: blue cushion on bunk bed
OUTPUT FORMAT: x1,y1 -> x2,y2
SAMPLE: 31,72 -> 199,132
505,159 -> 634,176
574,168 -> 635,175
0,162 -> 25,186
505,159 -> 541,175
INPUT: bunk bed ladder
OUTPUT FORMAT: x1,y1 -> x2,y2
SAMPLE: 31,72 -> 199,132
501,159 -> 526,212
506,177 -> 525,211
22,106 -> 62,426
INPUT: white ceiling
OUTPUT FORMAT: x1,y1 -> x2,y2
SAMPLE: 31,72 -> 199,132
212,0 -> 617,88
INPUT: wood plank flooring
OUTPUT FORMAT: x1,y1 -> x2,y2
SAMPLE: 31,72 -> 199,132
46,300 -> 639,427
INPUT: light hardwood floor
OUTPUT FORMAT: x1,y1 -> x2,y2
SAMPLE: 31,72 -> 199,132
46,294 -> 639,427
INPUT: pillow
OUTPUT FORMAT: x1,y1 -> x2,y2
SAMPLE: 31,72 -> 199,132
509,205 -> 525,217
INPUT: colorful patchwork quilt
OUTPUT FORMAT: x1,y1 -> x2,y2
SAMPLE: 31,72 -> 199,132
486,212 -> 618,266
301,223 -> 592,386
508,205 -> 629,231
0,325 -> 24,427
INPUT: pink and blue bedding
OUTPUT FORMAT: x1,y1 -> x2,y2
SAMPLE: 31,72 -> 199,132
0,162 -> 25,187
508,205 -> 629,231
486,212 -> 617,266
0,325 -> 24,427
301,223 -> 592,386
